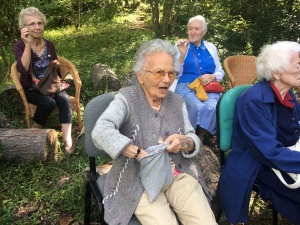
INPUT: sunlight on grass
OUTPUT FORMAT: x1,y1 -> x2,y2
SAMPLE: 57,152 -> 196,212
43,14 -> 154,106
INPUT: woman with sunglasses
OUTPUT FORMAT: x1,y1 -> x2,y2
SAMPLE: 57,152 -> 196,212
13,7 -> 73,153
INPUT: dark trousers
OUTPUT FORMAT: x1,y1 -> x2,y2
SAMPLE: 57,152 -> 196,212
257,164 -> 300,225
26,90 -> 72,126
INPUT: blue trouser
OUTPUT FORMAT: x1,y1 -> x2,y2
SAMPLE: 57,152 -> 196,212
26,90 -> 72,126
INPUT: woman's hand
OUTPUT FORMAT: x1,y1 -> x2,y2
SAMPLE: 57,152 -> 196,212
200,74 -> 216,85
52,60 -> 60,69
121,144 -> 148,160
177,39 -> 189,54
176,39 -> 189,64
20,28 -> 32,45
164,134 -> 194,154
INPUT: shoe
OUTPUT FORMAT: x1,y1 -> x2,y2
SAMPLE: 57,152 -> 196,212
64,140 -> 74,154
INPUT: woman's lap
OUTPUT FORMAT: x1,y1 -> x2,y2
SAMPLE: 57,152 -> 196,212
175,83 -> 221,134
134,173 -> 216,225
26,90 -> 71,124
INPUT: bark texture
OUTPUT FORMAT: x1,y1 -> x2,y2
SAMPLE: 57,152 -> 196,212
0,128 -> 58,163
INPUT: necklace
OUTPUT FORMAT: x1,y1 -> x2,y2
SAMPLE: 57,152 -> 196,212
151,104 -> 161,111
31,40 -> 45,55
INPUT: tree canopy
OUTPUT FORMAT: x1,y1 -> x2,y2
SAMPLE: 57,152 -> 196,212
1,0 -> 299,83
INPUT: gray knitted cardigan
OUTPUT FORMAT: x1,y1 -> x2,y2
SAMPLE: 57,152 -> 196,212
91,85 -> 211,225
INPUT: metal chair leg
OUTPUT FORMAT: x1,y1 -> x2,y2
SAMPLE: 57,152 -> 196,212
84,183 -> 92,225
216,206 -> 223,223
272,207 -> 278,225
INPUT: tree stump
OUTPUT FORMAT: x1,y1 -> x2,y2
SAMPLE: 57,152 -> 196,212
0,128 -> 58,163
90,63 -> 121,91
122,72 -> 139,87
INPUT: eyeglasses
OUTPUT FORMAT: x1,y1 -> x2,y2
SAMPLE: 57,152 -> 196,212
143,70 -> 178,80
25,22 -> 44,28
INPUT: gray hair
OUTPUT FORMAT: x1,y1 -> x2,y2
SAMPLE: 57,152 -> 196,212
18,7 -> 47,29
133,39 -> 177,73
256,41 -> 300,81
188,15 -> 207,30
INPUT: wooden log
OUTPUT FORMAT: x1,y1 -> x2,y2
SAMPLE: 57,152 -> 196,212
0,128 -> 58,163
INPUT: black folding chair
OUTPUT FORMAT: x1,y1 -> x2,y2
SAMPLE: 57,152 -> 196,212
84,92 -> 141,225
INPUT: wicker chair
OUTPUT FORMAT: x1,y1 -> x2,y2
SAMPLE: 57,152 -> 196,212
223,55 -> 257,89
10,56 -> 83,131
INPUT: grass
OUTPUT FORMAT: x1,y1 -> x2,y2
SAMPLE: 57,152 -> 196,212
45,11 -> 155,105
1,158 -> 82,224
0,150 -> 110,224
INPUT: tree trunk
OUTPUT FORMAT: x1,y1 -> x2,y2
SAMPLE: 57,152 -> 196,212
150,1 -> 161,37
161,0 -> 173,37
0,128 -> 58,163
78,0 -> 82,28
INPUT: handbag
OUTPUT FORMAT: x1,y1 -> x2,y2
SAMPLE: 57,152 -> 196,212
191,49 -> 224,93
203,81 -> 224,93
271,139 -> 300,189
31,61 -> 69,95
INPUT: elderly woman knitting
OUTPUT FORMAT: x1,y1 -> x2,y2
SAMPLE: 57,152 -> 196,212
92,39 -> 217,225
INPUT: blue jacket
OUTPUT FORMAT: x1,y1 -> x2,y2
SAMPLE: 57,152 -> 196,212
217,80 -> 300,224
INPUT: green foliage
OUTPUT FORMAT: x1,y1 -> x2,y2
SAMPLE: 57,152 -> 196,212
0,141 -> 2,160
1,0 -> 299,89
215,0 -> 300,55
43,0 -> 74,27
43,14 -> 154,104
100,0 -> 122,20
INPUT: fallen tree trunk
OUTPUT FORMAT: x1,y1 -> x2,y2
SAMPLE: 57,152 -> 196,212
0,128 -> 58,163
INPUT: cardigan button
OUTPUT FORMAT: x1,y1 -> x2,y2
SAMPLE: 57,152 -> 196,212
178,164 -> 182,169
295,130 -> 298,133
292,118 -> 295,121
155,113 -> 159,118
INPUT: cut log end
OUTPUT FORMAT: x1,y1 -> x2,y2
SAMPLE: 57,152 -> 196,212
44,129 -> 59,162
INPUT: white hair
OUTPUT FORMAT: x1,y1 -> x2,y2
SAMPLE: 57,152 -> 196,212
256,41 -> 300,81
187,15 -> 207,30
133,39 -> 177,73
18,7 -> 47,29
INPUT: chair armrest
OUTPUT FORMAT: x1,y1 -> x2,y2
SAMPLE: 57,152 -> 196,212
58,56 -> 82,101
227,72 -> 235,89
10,62 -> 30,108
250,77 -> 257,84
68,65 -> 82,101
223,58 -> 235,89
